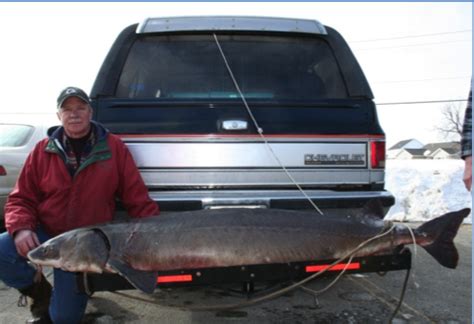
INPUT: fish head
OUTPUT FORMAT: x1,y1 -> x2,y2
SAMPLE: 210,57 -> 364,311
28,229 -> 109,273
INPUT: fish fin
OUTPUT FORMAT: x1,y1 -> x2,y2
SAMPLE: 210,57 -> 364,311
107,258 -> 158,294
417,208 -> 471,269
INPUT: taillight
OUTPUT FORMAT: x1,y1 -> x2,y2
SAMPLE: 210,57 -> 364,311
370,141 -> 385,169
306,262 -> 361,273
0,165 -> 6,176
157,274 -> 193,284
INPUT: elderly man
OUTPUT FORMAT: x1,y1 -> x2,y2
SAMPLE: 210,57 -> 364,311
0,87 -> 159,324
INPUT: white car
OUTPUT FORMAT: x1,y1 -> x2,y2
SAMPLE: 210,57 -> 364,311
0,114 -> 58,228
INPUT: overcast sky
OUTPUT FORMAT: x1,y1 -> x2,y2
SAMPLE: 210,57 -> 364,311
0,2 -> 471,147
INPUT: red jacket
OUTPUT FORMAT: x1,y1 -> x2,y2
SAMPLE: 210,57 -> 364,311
5,124 -> 159,237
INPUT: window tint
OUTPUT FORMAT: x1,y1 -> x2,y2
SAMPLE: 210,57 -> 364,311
117,34 -> 348,101
0,124 -> 34,147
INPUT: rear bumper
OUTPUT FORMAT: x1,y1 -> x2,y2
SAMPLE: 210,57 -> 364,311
147,190 -> 395,217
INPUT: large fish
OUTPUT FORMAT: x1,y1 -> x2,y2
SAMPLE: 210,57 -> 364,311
27,203 -> 470,294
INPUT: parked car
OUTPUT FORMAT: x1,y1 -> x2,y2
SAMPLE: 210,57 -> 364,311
0,115 -> 58,229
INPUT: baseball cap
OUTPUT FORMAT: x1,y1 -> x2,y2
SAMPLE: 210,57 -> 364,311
57,86 -> 91,109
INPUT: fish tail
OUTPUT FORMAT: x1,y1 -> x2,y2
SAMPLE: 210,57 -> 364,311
416,208 -> 470,269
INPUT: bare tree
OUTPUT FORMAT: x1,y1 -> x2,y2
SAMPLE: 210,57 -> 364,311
435,101 -> 466,141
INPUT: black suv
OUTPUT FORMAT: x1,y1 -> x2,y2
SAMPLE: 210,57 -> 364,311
91,16 -> 394,216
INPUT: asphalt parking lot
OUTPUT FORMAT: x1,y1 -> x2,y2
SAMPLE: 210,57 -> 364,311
0,224 -> 471,324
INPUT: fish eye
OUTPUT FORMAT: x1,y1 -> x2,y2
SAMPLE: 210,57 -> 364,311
42,244 -> 55,255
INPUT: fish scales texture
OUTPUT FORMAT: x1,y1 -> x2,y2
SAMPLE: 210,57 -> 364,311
98,209 -> 389,271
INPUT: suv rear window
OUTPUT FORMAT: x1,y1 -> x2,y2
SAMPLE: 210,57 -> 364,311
0,124 -> 34,147
116,34 -> 348,101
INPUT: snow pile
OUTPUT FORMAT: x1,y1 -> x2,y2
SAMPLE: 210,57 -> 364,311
385,159 -> 472,223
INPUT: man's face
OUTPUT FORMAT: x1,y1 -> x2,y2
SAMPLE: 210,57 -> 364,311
57,97 -> 93,139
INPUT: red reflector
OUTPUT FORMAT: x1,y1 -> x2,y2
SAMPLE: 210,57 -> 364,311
370,141 -> 386,169
306,262 -> 361,272
157,274 -> 193,283
0,166 -> 6,176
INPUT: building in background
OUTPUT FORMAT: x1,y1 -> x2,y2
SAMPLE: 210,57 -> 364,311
387,139 -> 461,160
387,139 -> 424,159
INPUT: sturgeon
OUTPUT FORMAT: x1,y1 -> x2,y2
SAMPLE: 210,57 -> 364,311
27,203 -> 470,294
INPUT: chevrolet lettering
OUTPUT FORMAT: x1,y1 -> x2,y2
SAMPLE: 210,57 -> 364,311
305,154 -> 366,166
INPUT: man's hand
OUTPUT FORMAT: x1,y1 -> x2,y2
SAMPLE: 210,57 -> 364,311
14,229 -> 40,258
463,156 -> 472,191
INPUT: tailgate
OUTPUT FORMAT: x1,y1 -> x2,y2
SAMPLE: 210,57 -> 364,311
122,135 -> 384,189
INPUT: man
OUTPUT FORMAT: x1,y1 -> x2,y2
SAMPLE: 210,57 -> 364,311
461,86 -> 472,191
0,87 -> 159,324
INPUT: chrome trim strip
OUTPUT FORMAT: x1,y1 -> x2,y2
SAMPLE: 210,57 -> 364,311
140,169 -> 384,187
149,190 -> 393,206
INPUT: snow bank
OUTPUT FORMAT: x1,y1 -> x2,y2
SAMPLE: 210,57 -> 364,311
385,159 -> 472,223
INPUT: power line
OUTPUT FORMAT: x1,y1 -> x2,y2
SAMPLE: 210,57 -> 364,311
373,76 -> 471,85
376,99 -> 468,106
355,39 -> 470,51
350,29 -> 472,43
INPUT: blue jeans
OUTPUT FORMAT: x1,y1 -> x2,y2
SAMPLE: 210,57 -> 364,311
0,229 -> 88,324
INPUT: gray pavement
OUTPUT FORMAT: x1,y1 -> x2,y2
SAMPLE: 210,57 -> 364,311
0,225 -> 471,324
